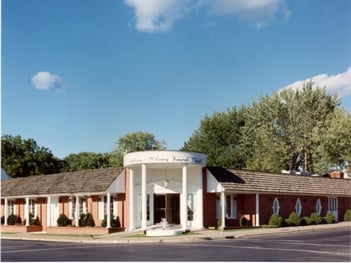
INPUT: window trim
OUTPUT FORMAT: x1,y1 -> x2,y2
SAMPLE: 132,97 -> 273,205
315,198 -> 322,215
272,197 -> 280,214
295,198 -> 302,217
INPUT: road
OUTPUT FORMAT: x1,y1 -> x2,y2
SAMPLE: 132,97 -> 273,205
1,227 -> 350,261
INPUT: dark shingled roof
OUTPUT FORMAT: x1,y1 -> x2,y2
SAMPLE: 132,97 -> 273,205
1,167 -> 124,197
208,167 -> 351,197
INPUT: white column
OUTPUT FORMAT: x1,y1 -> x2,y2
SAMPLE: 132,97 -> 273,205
197,170 -> 203,229
47,196 -> 51,227
4,198 -> 8,226
25,197 -> 30,226
75,196 -> 79,227
181,165 -> 188,230
141,164 -> 147,230
129,168 -> 135,230
221,191 -> 226,229
106,192 -> 111,228
255,193 -> 260,227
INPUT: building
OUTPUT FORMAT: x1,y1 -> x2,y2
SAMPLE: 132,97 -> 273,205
1,151 -> 351,234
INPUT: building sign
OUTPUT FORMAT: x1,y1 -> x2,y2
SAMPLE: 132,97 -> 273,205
124,151 -> 207,166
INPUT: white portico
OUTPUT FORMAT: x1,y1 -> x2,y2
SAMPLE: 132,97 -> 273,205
124,151 -> 207,231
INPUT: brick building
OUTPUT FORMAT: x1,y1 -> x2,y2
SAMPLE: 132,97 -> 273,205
1,151 -> 350,234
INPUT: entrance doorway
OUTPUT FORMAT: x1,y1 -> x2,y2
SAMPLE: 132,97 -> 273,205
154,194 -> 180,225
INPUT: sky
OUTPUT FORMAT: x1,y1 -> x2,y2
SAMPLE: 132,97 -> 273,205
2,0 -> 351,159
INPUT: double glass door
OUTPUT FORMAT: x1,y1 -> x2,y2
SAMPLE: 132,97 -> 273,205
154,194 -> 180,225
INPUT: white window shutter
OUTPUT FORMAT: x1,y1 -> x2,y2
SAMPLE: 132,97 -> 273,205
98,196 -> 104,220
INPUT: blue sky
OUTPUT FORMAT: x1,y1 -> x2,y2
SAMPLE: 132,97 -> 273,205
2,0 -> 351,159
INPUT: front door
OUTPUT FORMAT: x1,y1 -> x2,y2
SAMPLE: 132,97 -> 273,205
154,195 -> 166,224
167,194 -> 180,224
154,194 -> 180,225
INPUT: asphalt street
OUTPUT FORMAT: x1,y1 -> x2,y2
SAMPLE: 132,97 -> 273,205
1,227 -> 350,261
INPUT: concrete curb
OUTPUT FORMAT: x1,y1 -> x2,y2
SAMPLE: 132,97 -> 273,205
2,222 -> 350,244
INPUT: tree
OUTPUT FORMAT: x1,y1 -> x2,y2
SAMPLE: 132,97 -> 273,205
182,107 -> 246,168
109,131 -> 166,167
61,152 -> 112,172
241,82 -> 340,173
314,109 -> 351,173
1,135 -> 63,177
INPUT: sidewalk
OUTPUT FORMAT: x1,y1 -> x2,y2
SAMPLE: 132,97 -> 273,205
1,222 -> 350,244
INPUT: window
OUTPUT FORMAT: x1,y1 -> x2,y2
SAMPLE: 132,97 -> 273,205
8,200 -> 15,215
137,194 -> 150,221
103,196 -> 114,216
187,194 -> 194,221
272,197 -> 280,214
295,198 -> 302,217
29,199 -> 36,217
315,198 -> 322,215
70,196 -> 86,219
226,194 -> 237,219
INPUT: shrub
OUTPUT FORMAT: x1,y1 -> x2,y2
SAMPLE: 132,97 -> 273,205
23,213 -> 40,226
79,213 -> 95,227
344,209 -> 351,221
286,212 -> 300,226
309,213 -> 322,225
57,214 -> 68,226
7,214 -> 21,225
300,216 -> 311,226
1,216 -> 4,225
101,215 -> 120,228
324,212 -> 336,224
240,216 -> 251,227
268,214 -> 283,227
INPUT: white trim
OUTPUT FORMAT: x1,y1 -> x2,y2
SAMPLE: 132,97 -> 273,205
129,169 -> 135,230
272,197 -> 280,214
315,198 -> 322,215
295,198 -> 302,217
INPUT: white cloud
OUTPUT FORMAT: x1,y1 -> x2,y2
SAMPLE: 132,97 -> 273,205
124,0 -> 192,32
204,0 -> 289,28
282,67 -> 351,97
124,0 -> 290,32
30,71 -> 65,91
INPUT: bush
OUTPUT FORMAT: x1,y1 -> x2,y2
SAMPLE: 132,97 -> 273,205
101,215 -> 120,228
57,214 -> 68,226
23,213 -> 41,226
268,214 -> 283,227
324,212 -> 336,224
1,216 -> 4,225
300,216 -> 311,226
79,213 -> 95,227
7,214 -> 21,225
309,213 -> 322,225
240,216 -> 251,227
286,212 -> 300,226
344,209 -> 351,221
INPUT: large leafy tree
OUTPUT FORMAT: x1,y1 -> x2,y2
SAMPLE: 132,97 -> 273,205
314,108 -> 351,173
1,135 -> 63,177
182,107 -> 246,168
109,131 -> 166,167
241,83 -> 340,173
61,152 -> 112,172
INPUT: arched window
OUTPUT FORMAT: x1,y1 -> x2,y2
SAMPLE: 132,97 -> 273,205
295,198 -> 302,217
272,197 -> 280,214
315,198 -> 322,215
